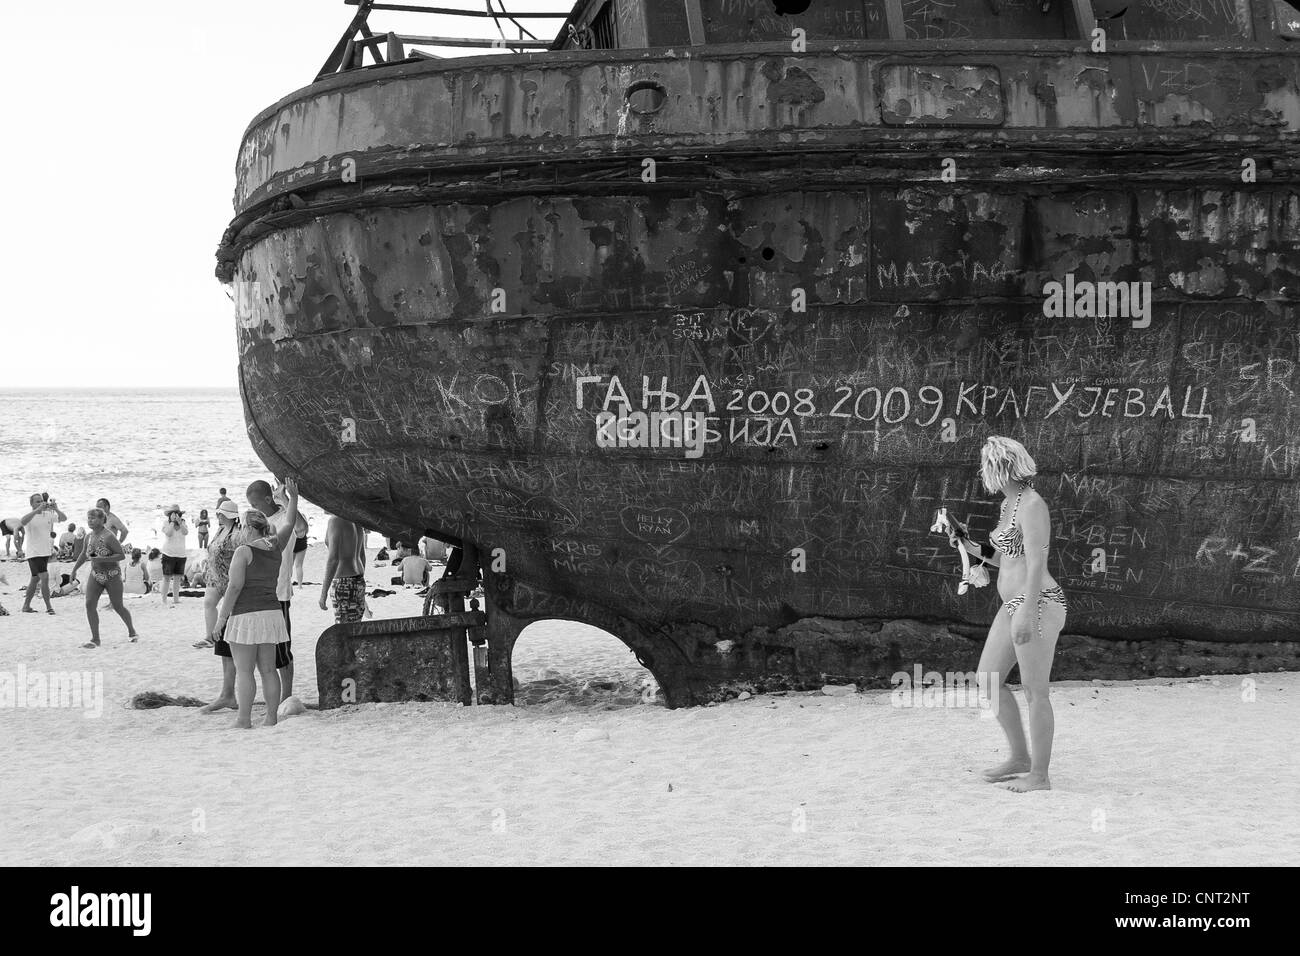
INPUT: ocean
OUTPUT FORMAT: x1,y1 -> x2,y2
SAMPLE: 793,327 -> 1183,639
0,388 -> 330,552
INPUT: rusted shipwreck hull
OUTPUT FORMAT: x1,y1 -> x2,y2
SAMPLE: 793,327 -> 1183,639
218,0 -> 1300,705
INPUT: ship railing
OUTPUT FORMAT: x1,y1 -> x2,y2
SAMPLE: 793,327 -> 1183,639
319,0 -> 572,79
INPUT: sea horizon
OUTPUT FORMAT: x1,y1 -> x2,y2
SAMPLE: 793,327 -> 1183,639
0,387 -> 328,551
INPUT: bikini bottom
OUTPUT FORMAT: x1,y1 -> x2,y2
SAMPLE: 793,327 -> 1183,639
92,568 -> 122,586
1003,585 -> 1068,638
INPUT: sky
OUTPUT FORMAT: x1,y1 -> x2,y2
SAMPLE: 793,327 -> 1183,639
3,0 -> 574,388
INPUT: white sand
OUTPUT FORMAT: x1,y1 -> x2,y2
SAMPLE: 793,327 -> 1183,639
2,545 -> 1297,866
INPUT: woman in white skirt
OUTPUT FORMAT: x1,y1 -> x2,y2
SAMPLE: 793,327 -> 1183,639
212,476 -> 300,728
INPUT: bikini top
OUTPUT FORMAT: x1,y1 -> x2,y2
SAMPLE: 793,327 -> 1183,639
990,487 -> 1049,558
86,532 -> 115,559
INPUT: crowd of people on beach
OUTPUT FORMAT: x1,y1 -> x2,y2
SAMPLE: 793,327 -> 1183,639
3,479 -> 470,729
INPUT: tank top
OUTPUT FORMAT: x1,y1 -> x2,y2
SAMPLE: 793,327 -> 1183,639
123,561 -> 147,592
231,544 -> 283,616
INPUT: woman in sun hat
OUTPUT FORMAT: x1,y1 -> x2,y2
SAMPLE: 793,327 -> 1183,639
194,498 -> 242,651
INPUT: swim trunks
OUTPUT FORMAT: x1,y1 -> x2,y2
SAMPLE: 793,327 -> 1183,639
27,556 -> 49,575
293,535 -> 308,554
332,574 -> 367,624
162,555 -> 187,576
214,626 -> 231,657
275,600 -> 293,668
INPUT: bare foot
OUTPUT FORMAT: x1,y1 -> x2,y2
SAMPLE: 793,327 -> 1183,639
983,758 -> 1031,782
1003,774 -> 1051,792
199,697 -> 237,714
262,717 -> 278,727
233,717 -> 253,729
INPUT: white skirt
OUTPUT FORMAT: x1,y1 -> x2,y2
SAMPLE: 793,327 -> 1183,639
223,609 -> 288,645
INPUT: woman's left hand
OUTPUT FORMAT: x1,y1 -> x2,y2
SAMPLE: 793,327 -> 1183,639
1011,609 -> 1035,645
282,476 -> 299,501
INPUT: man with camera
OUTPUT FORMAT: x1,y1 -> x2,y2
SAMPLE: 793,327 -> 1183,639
159,504 -> 189,606
19,493 -> 67,614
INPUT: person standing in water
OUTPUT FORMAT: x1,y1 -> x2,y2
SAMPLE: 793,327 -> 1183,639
947,436 -> 1068,793
70,507 -> 139,647
319,516 -> 368,623
212,477 -> 300,728
19,494 -> 65,614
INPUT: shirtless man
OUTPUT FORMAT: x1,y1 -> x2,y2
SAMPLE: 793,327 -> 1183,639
1,516 -> 24,558
320,516 -> 367,623
95,498 -> 129,545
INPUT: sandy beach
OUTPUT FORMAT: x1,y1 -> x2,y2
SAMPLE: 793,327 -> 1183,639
2,544 -> 1297,867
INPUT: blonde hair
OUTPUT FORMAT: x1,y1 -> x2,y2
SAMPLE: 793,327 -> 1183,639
980,436 -> 1037,494
242,509 -> 271,538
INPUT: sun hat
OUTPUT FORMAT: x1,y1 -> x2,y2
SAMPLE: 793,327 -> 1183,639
164,503 -> 184,516
215,500 -> 241,519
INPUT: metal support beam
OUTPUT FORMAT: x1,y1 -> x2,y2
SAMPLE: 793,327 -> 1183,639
685,0 -> 705,45
1070,0 -> 1097,42
883,0 -> 905,40
345,0 -> 571,14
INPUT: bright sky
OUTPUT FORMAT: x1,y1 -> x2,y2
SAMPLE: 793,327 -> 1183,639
4,0 -> 572,388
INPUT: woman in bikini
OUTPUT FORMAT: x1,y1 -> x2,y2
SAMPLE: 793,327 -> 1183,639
947,436 -> 1067,792
71,507 -> 139,648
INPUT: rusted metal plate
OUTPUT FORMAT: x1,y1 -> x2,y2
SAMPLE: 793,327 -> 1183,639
1111,0 -> 1253,42
878,63 -> 1005,125
315,615 -> 474,707
228,49 -> 1300,214
901,0 -> 1072,41
698,0 -> 882,42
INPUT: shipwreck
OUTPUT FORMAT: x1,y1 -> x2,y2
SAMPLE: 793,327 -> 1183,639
217,0 -> 1300,706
